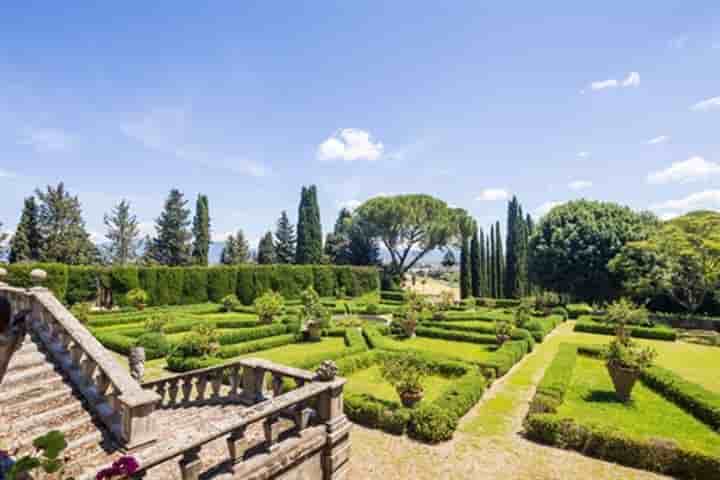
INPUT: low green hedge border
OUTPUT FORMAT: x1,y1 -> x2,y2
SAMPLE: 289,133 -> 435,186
524,415 -> 720,480
574,320 -> 677,341
529,343 -> 578,414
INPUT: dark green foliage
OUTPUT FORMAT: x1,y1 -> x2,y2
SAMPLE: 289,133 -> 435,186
524,415 -> 720,480
154,268 -> 173,306
206,266 -> 236,302
272,264 -> 312,298
313,266 -> 336,297
573,320 -> 677,341
480,339 -> 532,377
94,331 -> 135,355
459,236 -> 471,299
641,365 -> 720,430
216,333 -> 298,359
147,189 -> 193,266
494,220 -> 504,298
274,210 -> 296,264
415,326 -> 498,344
566,303 -> 593,319
136,333 -> 171,360
216,324 -> 289,345
164,268 -> 185,305
66,266 -> 98,305
253,266 -> 274,295
257,231 -> 275,264
9,196 -> 41,263
530,343 -> 578,413
103,199 -> 141,265
138,268 -> 159,305
295,185 -> 323,264
408,404 -> 457,443
470,227 -> 481,298
422,321 -> 496,335
181,267 -> 208,304
110,266 -> 140,306
529,200 -> 657,301
6,263 -> 69,300
505,196 -> 529,298
381,290 -> 406,302
649,312 -> 720,331
236,266 -> 256,305
35,183 -> 98,265
335,266 -> 357,296
191,194 -> 210,266
220,229 -> 250,264
345,394 -> 410,435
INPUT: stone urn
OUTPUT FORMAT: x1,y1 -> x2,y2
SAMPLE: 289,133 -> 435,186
305,321 -> 322,342
607,362 -> 641,403
399,388 -> 424,408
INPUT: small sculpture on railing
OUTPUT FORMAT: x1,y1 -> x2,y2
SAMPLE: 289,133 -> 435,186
129,347 -> 146,383
315,360 -> 338,381
0,267 -> 7,286
30,269 -> 47,288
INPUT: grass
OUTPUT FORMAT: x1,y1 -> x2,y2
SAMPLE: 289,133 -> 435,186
556,355 -> 720,456
237,337 -> 347,366
345,365 -> 454,404
378,335 -> 497,363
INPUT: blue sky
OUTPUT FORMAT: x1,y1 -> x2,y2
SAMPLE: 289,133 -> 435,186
1,2 -> 719,247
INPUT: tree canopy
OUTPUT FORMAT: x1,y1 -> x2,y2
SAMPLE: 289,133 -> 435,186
103,199 -> 140,265
354,194 -> 461,275
529,199 -> 657,301
191,194 -> 210,266
609,210 -> 720,313
9,196 -> 41,263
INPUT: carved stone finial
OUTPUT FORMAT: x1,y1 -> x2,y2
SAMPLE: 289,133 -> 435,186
30,269 -> 47,287
315,360 -> 338,381
129,347 -> 146,383
0,267 -> 7,287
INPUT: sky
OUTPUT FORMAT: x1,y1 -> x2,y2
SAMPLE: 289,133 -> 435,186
1,2 -> 719,247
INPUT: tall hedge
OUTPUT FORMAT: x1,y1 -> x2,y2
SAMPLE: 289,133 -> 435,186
3,263 -> 379,307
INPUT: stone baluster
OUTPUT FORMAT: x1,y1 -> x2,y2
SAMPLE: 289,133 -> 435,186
96,371 -> 111,398
168,379 -> 180,405
81,356 -> 98,388
156,381 -> 167,406
229,366 -> 241,396
181,377 -> 193,404
271,373 -> 284,397
226,425 -> 248,464
59,330 -> 73,353
179,447 -> 202,480
264,413 -> 282,452
196,373 -> 208,401
211,369 -> 222,398
240,364 -> 266,404
70,343 -> 85,367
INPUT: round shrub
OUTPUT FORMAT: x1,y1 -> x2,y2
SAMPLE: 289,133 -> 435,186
365,302 -> 380,315
408,404 -> 457,443
552,306 -> 568,321
221,294 -> 240,312
70,302 -> 93,324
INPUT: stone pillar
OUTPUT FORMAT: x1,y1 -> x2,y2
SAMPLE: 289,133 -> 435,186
129,347 -> 146,383
119,390 -> 160,450
318,379 -> 351,480
0,267 -> 7,287
226,427 -> 249,463
240,364 -> 266,404
179,447 -> 202,480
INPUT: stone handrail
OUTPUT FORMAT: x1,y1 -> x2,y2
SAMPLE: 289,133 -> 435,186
131,370 -> 347,480
0,285 -> 160,448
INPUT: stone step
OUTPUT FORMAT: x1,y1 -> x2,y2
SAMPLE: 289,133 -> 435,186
9,402 -> 91,443
16,340 -> 40,355
1,362 -> 58,389
0,388 -> 77,422
6,351 -> 48,374
0,375 -> 67,405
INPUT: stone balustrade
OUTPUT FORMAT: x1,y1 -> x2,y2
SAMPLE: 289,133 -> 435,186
0,284 -> 160,449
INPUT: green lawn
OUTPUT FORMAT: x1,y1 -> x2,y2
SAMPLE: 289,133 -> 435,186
380,335 -> 497,364
345,365 -> 454,404
557,355 -> 720,456
238,337 -> 347,366
563,328 -> 720,393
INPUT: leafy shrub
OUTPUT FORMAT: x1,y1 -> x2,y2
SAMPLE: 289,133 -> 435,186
144,314 -> 170,333
175,324 -> 220,357
221,294 -> 240,312
365,301 -> 380,315
551,306 -> 568,321
70,302 -> 93,324
415,326 -> 497,345
126,288 -> 149,309
380,354 -> 429,398
94,331 -> 135,355
381,290 -> 406,303
254,291 -> 285,323
566,303 -> 593,319
574,321 -> 677,341
135,332 -> 171,360
421,321 -> 496,336
216,323 -> 288,345
408,404 -> 457,443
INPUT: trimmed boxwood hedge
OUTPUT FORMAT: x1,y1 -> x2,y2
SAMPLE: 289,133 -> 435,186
380,290 -> 406,302
524,414 -> 720,480
415,326 -> 498,344
529,343 -> 578,413
574,320 -> 677,341
650,312 -> 720,332
66,266 -> 98,305
478,339 -> 532,377
6,262 -> 69,300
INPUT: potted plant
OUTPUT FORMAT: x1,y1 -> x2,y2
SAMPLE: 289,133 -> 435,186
299,287 -> 330,341
602,299 -> 657,402
221,294 -> 240,313
380,355 -> 428,408
126,288 -> 149,311
254,291 -> 284,324
495,319 -> 513,344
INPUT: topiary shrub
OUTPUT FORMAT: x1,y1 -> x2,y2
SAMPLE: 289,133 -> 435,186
136,332 -> 171,360
221,294 -> 240,313
408,404 -> 457,443
126,288 -> 149,310
254,291 -> 285,324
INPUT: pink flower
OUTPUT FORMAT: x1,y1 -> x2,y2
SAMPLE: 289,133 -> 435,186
95,456 -> 140,479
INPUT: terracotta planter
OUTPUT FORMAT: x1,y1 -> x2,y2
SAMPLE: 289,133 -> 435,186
607,363 -> 641,402
136,303 -> 146,311
399,389 -> 424,408
496,334 -> 510,345
306,324 -> 322,342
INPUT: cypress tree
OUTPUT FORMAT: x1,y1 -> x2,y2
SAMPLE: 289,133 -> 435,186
489,224 -> 496,297
495,221 -> 504,298
470,224 -> 481,298
103,199 -> 140,265
296,185 -> 323,264
517,204 -> 528,296
220,230 -> 250,264
324,208 -> 352,264
150,189 -> 192,266
525,212 -> 535,294
505,196 -> 522,298
9,196 -> 41,263
191,194 -> 210,266
275,211 -> 296,264
257,232 -> 276,264
478,228 -> 486,297
460,236 -> 472,299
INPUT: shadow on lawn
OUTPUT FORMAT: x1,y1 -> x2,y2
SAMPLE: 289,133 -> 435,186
583,389 -> 635,407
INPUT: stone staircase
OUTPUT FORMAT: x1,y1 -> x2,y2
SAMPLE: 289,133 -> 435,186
0,334 -> 124,478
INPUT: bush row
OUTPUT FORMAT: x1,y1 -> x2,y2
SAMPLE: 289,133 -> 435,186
415,326 -> 498,345
380,290 -> 407,302
421,321 -> 496,336
525,315 -> 562,342
640,365 -> 720,431
5,263 -> 379,306
478,339 -> 533,377
565,303 -> 593,319
529,344 -> 578,413
574,321 -> 677,341
524,414 -> 720,480
649,312 -> 720,332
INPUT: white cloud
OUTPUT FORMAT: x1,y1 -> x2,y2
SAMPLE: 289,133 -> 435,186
535,201 -> 562,216
317,129 -> 384,162
690,96 -> 720,112
622,71 -> 641,87
122,108 -> 268,177
0,169 -> 16,178
651,190 -> 720,213
569,180 -> 592,190
646,135 -> 669,145
585,72 -> 640,92
647,156 -> 720,184
476,188 -> 509,201
577,151 -> 590,158
20,128 -> 74,152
